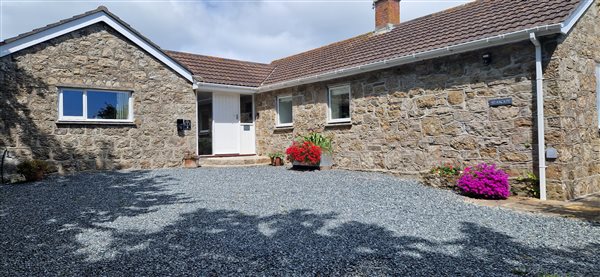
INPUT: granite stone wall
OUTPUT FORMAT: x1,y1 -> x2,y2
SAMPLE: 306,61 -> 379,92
256,41 -> 538,187
256,3 -> 600,201
543,1 -> 600,200
0,23 -> 196,180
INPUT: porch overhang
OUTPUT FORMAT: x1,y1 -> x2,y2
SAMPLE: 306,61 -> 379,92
193,80 -> 258,94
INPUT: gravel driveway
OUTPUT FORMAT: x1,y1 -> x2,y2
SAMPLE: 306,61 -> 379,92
1,167 -> 598,276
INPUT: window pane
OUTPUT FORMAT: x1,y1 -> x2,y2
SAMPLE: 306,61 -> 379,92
87,91 -> 129,120
199,104 -> 211,131
278,97 -> 293,125
330,87 -> 350,120
62,90 -> 83,117
240,95 -> 253,123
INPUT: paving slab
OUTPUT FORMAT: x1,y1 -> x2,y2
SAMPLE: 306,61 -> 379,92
464,194 -> 600,223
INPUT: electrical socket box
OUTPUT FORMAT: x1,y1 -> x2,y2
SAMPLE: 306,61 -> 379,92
546,147 -> 558,160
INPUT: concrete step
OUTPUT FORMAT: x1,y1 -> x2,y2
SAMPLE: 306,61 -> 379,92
199,155 -> 271,167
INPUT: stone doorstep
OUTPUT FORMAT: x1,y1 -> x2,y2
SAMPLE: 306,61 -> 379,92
198,155 -> 271,167
464,194 -> 600,223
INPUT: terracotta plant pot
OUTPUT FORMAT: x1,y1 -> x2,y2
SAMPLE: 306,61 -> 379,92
274,157 -> 283,166
183,158 -> 197,168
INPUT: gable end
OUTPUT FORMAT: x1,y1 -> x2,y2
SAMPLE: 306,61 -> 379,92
0,8 -> 193,82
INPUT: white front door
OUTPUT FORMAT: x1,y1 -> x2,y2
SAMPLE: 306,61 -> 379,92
213,92 -> 240,154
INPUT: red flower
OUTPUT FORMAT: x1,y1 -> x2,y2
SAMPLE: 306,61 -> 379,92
286,141 -> 322,165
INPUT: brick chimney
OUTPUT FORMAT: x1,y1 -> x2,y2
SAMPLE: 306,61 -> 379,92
374,0 -> 400,29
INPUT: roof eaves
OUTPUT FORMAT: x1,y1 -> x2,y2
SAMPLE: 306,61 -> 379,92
193,80 -> 259,94
560,0 -> 594,34
257,23 -> 564,93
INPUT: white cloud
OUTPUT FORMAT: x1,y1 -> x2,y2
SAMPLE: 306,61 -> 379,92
1,0 -> 471,63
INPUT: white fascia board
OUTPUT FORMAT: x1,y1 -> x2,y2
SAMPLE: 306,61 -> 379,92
193,81 -> 258,94
257,24 -> 563,93
0,12 -> 193,82
561,0 -> 594,34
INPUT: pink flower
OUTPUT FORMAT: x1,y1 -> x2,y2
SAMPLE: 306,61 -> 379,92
457,163 -> 510,199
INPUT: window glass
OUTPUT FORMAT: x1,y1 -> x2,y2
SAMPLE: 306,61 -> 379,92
87,91 -> 129,120
199,107 -> 211,132
278,97 -> 293,125
62,90 -> 83,117
329,86 -> 350,120
240,94 -> 253,124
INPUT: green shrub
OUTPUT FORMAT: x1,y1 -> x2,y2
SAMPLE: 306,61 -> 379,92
514,171 -> 540,198
268,152 -> 285,159
430,163 -> 461,177
16,160 -> 50,182
297,132 -> 333,153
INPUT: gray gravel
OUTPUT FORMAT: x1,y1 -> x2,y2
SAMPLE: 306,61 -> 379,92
1,166 -> 598,276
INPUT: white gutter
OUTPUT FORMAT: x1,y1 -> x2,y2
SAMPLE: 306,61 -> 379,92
529,33 -> 547,201
193,81 -> 258,94
258,24 -> 562,92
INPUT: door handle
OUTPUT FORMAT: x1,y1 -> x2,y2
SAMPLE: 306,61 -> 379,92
235,114 -> 239,120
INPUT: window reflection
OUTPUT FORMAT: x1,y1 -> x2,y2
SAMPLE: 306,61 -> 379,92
87,91 -> 129,120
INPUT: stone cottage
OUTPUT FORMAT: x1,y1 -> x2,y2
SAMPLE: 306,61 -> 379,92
1,0 -> 598,200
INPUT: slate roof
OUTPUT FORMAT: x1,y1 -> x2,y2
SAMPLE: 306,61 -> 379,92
262,0 -> 580,85
169,0 -> 582,87
166,51 -> 275,87
3,0 -> 585,88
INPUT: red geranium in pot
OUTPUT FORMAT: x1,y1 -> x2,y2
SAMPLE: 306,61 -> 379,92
286,141 -> 322,166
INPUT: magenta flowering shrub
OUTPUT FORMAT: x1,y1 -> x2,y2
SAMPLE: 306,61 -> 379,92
457,163 -> 510,199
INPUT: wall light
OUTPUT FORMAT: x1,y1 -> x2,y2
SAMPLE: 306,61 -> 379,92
482,53 -> 492,65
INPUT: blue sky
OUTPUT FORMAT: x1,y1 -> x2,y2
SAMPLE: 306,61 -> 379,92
1,0 -> 471,63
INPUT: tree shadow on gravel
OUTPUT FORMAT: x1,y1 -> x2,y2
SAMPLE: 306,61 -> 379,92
1,170 -> 598,277
0,169 -> 195,276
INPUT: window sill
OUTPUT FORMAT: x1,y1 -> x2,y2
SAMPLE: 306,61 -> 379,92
56,120 -> 137,126
325,121 -> 352,128
275,125 -> 294,130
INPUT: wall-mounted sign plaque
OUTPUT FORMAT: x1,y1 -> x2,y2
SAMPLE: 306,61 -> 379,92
489,98 -> 512,107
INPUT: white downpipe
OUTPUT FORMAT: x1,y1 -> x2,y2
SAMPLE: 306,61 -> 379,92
529,33 -> 547,200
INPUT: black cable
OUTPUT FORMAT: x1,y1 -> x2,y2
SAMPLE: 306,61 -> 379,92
1,149 -> 7,185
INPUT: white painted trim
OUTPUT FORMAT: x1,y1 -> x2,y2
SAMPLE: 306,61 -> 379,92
596,64 -> 600,129
530,33 -> 547,201
194,81 -> 258,94
58,87 -> 134,123
276,95 -> 293,127
0,11 -> 193,82
561,0 -> 594,34
211,92 -> 215,156
258,24 -> 563,92
195,90 -> 199,156
251,94 -> 257,154
327,84 -> 351,124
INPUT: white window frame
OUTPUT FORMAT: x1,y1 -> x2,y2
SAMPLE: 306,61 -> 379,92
276,95 -> 293,127
327,84 -> 351,123
58,87 -> 134,123
596,64 -> 600,129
